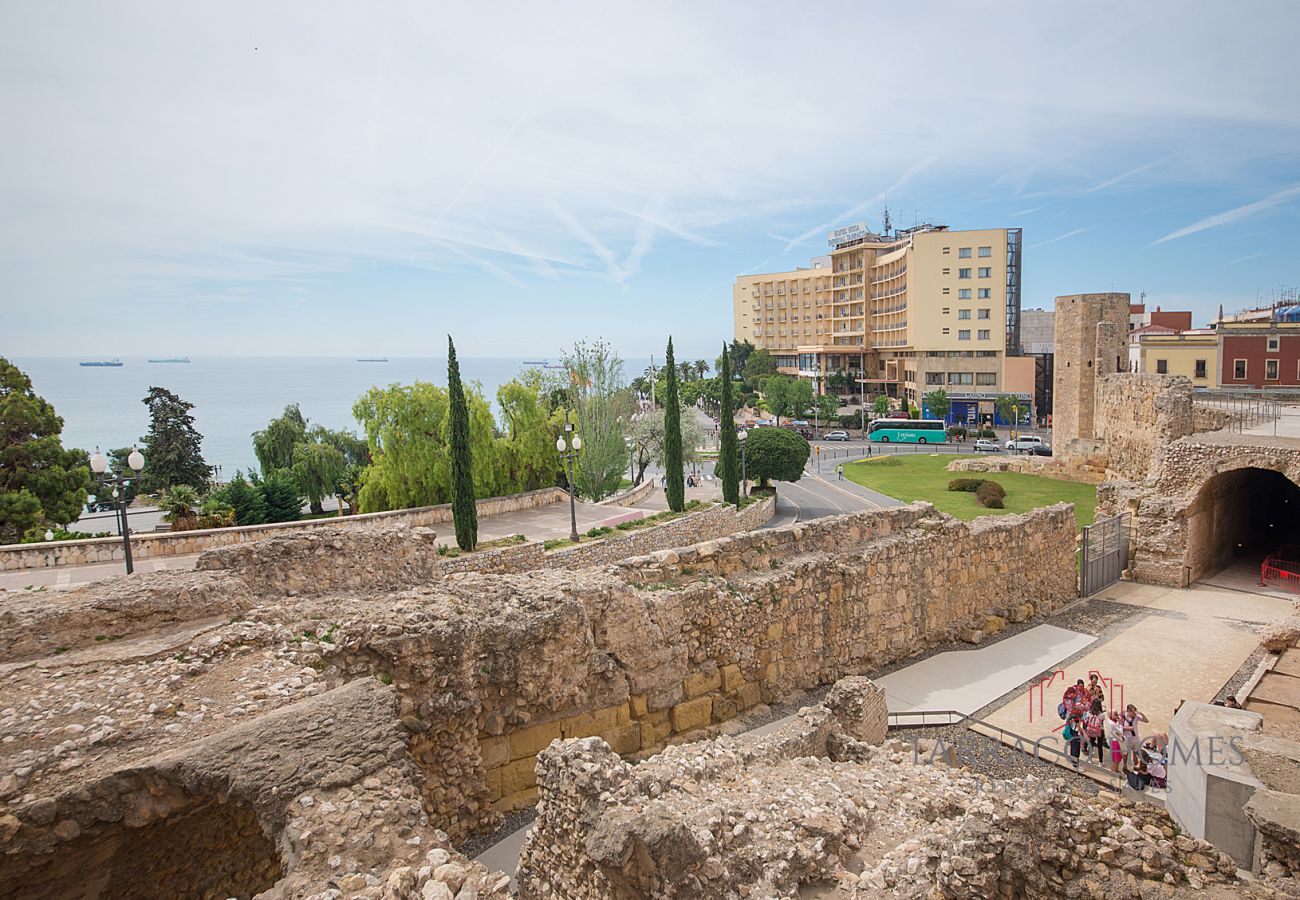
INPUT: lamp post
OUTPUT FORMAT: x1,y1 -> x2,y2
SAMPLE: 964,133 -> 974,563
88,447 -> 145,574
738,428 -> 748,497
556,416 -> 583,544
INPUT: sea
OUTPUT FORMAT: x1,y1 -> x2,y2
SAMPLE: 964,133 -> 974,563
12,357 -> 651,479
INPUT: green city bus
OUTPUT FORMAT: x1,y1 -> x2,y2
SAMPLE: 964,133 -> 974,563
867,418 -> 948,444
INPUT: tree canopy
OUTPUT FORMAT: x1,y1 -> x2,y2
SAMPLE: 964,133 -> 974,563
759,374 -> 813,425
447,335 -> 478,551
742,348 -> 779,382
717,344 -> 740,505
0,358 -> 91,542
140,386 -> 210,493
924,389 -> 951,421
560,339 -> 632,502
744,427 -> 810,488
663,337 -> 685,512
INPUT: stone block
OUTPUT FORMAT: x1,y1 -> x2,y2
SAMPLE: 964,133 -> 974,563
492,786 -> 538,814
560,705 -> 620,739
671,697 -> 713,733
484,766 -> 502,800
767,622 -> 784,641
983,615 -> 1006,635
1007,603 -> 1033,624
682,670 -> 721,699
498,756 -> 539,796
630,694 -> 648,718
960,628 -> 984,645
603,723 -> 642,755
509,720 -> 563,761
641,711 -> 673,748
721,664 -> 743,693
735,682 -> 762,711
479,734 -> 509,769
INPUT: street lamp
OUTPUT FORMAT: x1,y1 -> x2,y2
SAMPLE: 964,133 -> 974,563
89,446 -> 144,574
556,418 -> 583,544
738,428 -> 749,497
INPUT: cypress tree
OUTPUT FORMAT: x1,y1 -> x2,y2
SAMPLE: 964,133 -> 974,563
663,337 -> 685,512
447,335 -> 478,550
718,343 -> 740,505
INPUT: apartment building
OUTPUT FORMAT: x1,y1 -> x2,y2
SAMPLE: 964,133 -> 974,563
1140,330 -> 1218,387
733,222 -> 1023,409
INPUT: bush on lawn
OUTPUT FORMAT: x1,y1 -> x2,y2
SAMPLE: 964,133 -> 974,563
947,478 -> 985,492
975,480 -> 1006,508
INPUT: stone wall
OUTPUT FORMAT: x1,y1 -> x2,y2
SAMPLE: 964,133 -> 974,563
322,502 -> 1076,835
0,486 -> 567,572
946,455 -> 1110,486
1052,292 -> 1129,449
1093,372 -> 1195,480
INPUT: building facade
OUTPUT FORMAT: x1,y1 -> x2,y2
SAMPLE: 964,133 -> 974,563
1218,321 -> 1300,389
733,223 -> 1024,413
1139,330 -> 1217,387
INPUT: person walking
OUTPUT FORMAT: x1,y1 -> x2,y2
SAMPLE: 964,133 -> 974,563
1062,713 -> 1084,770
836,464 -> 844,481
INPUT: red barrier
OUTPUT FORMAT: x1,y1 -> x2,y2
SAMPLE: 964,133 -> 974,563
1260,548 -> 1300,593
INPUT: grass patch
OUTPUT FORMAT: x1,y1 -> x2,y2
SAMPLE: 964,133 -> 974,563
844,454 -> 1096,529
543,500 -> 709,552
476,533 -> 528,551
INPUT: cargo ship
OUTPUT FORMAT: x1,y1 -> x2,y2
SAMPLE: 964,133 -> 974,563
79,359 -> 123,367
357,357 -> 389,362
148,357 -> 190,363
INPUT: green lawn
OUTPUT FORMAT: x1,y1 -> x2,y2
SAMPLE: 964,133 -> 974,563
843,454 -> 1097,530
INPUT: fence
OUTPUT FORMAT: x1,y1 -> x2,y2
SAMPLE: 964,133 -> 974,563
1080,512 -> 1131,596
1192,390 -> 1285,434
1260,546 -> 1300,593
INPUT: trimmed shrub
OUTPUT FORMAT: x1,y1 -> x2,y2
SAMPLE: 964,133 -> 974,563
947,478 -> 986,492
975,480 -> 1006,508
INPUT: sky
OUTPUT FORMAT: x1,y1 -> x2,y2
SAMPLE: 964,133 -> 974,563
1,1 -> 1298,361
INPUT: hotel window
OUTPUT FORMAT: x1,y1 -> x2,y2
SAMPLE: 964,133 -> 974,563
958,330 -> 971,341
1156,359 -> 1168,374
958,309 -> 971,320
978,246 -> 992,257
1233,359 -> 1247,379
948,372 -> 973,385
1267,359 -> 1280,380
925,372 -> 944,385
1194,359 -> 1207,379
978,308 -> 990,319
958,268 -> 971,279
978,267 -> 992,278
958,289 -> 971,299
978,288 -> 991,299
958,247 -> 972,258
976,372 -> 997,385
1267,337 -> 1280,352
977,329 -> 990,340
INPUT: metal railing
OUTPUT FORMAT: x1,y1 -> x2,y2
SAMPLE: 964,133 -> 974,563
1192,390 -> 1286,434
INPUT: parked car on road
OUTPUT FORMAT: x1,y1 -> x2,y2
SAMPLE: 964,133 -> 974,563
1031,444 -> 1053,456
823,430 -> 850,441
1005,436 -> 1044,452
973,438 -> 1000,452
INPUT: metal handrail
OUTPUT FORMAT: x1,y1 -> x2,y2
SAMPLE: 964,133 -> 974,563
887,708 -> 1124,785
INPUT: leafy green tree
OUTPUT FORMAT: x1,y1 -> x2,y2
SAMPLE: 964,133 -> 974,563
0,358 -> 91,542
718,340 -> 755,377
745,427 -> 810,488
742,348 -> 778,382
626,407 -> 703,485
693,359 -> 709,381
497,377 -> 563,491
996,394 -> 1025,430
252,404 -> 307,475
815,394 -> 839,425
759,374 -> 813,425
306,425 -> 370,468
353,382 -> 451,512
924,389 -> 951,422
256,470 -> 302,523
446,336 -> 478,551
159,484 -> 201,530
872,395 -> 892,418
717,344 -> 740,504
139,386 -> 210,493
213,472 -> 268,525
561,339 -> 632,501
663,337 -> 685,512
291,441 -> 347,514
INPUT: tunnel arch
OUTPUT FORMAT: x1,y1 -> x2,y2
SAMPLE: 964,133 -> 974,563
1182,465 -> 1300,583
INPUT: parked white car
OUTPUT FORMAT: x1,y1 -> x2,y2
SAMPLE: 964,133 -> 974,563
1005,436 -> 1044,452
973,438 -> 1000,452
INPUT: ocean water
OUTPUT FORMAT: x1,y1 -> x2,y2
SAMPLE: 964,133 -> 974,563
12,357 -> 651,478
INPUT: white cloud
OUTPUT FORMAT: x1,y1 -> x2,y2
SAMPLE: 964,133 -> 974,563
1028,227 -> 1093,250
1,1 -> 1299,351
1150,185 -> 1300,246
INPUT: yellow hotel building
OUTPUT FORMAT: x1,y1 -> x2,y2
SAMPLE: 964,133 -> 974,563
733,223 -> 1024,409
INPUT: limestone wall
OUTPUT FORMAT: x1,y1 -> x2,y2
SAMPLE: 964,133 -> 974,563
0,487 -> 567,572
1052,292 -> 1129,448
1093,373 -> 1195,480
322,502 -> 1077,837
946,455 -> 1109,486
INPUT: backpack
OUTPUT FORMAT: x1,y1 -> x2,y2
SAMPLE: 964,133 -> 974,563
1057,701 -> 1069,720
1084,714 -> 1103,738
1062,721 -> 1078,742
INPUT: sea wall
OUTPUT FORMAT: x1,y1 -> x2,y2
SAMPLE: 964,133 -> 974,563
0,487 -> 568,572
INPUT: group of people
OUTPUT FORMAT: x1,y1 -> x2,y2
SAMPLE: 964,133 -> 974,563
1058,674 -> 1168,790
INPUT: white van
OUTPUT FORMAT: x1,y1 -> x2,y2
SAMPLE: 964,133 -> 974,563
1005,436 -> 1044,452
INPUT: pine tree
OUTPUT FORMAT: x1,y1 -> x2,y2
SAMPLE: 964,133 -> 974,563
447,335 -> 478,550
663,337 -> 685,512
718,343 -> 740,505
139,386 -> 210,493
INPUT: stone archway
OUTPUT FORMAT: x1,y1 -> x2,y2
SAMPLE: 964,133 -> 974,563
1183,466 -> 1300,583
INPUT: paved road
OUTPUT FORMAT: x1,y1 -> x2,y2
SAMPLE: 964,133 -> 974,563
764,468 -> 901,529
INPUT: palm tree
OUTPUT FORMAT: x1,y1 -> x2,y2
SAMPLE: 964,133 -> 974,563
160,484 -> 201,531
678,361 -> 693,383
693,359 -> 709,381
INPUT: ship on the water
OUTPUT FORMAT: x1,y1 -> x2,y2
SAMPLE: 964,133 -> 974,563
79,359 -> 123,367
356,357 -> 389,362
522,359 -> 549,365
148,357 -> 190,363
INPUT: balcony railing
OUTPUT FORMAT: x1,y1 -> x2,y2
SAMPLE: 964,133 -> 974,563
873,303 -> 907,315
870,266 -> 907,285
873,283 -> 908,301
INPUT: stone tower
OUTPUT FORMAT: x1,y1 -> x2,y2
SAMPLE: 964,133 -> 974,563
1052,292 -> 1129,448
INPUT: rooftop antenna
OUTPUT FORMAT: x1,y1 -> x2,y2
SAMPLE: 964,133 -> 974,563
882,205 -> 892,238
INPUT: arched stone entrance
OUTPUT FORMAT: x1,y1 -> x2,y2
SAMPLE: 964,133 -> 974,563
1183,466 -> 1300,583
